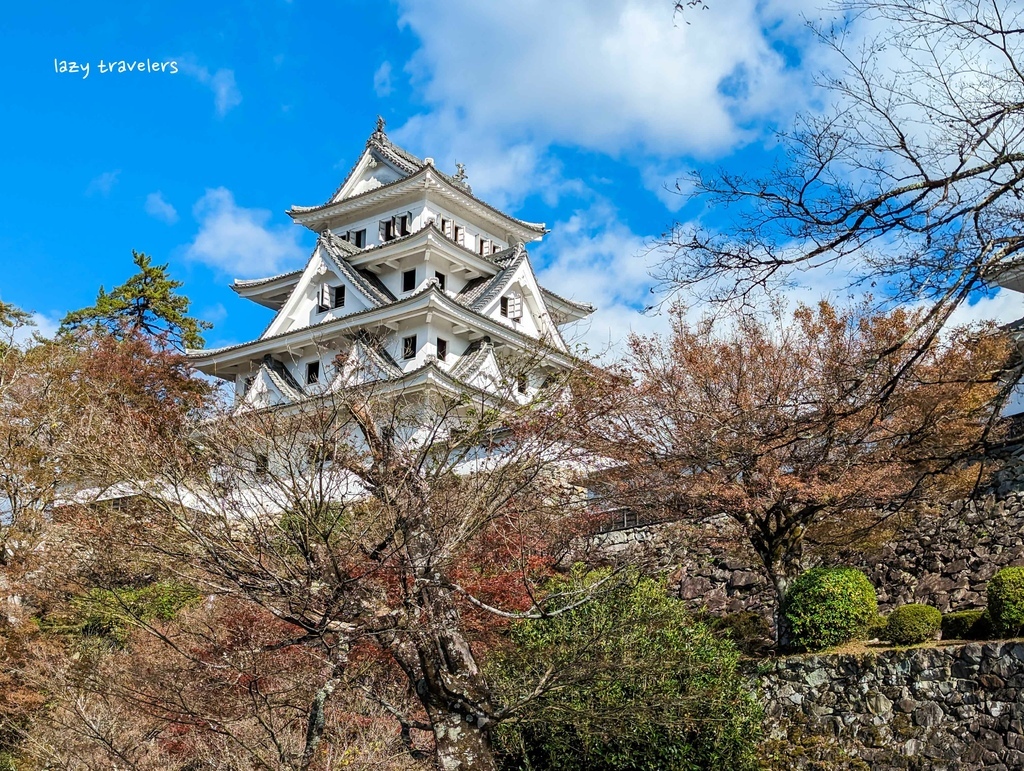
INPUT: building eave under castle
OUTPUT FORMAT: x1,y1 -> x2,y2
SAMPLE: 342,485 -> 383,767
187,284 -> 581,379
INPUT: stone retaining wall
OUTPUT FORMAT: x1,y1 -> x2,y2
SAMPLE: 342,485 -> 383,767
589,461 -> 1024,619
758,642 -> 1024,770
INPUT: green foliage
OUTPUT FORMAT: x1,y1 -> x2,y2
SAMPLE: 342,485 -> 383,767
782,567 -> 878,652
706,610 -> 772,656
0,301 -> 30,330
865,614 -> 889,640
0,751 -> 17,771
491,571 -> 763,771
941,609 -> 990,640
884,604 -> 941,645
60,250 -> 211,349
64,582 -> 200,646
988,567 -> 1024,636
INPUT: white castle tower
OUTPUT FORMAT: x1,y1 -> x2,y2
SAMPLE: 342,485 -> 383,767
187,118 -> 595,408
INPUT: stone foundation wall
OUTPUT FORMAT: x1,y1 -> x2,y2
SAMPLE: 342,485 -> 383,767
758,642 -> 1024,770
589,462 -> 1024,618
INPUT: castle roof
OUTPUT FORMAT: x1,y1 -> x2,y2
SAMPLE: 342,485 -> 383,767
287,128 -> 547,240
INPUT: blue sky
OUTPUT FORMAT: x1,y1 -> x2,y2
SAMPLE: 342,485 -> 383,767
2,0 -> 1019,352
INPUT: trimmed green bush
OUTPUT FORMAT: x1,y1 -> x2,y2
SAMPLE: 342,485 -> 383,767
941,609 -> 990,640
885,604 -> 941,645
989,567 -> 1024,637
491,571 -> 763,771
865,614 -> 889,641
781,567 -> 878,652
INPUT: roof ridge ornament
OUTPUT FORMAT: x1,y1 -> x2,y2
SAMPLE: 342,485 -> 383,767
452,161 -> 472,193
373,115 -> 386,141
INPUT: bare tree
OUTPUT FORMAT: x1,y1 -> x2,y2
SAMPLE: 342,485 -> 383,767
658,0 -> 1024,345
595,301 -> 1011,646
85,347 -> 623,771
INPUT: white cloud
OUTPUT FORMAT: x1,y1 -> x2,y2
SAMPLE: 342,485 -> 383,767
373,61 -> 394,97
186,187 -> 307,277
177,58 -> 242,117
7,311 -> 60,347
533,200 -> 669,356
386,0 -> 834,217
144,191 -> 179,224
86,170 -> 120,197
641,164 -> 692,212
396,0 -> 816,157
947,289 -> 1024,330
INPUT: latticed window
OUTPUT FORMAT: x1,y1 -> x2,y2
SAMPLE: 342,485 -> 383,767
500,293 -> 523,321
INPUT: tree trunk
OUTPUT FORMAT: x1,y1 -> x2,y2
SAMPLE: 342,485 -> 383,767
428,708 -> 497,771
769,571 -> 793,651
744,505 -> 812,650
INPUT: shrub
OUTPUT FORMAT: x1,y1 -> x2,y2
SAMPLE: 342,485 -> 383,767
988,567 -> 1024,637
781,567 -> 878,652
70,582 -> 200,645
707,611 -> 773,656
491,571 -> 763,771
885,604 -> 941,645
941,609 -> 990,640
865,614 -> 889,641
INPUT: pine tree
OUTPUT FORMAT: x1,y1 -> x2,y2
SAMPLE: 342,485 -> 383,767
61,251 -> 211,350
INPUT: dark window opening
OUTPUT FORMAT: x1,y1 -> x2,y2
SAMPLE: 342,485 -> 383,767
306,361 -> 320,384
435,271 -> 446,291
403,335 -> 417,360
352,229 -> 366,248
437,338 -> 448,361
255,454 -> 269,476
453,224 -> 464,245
478,237 -> 491,256
308,442 -> 335,467
403,269 -> 416,292
500,297 -> 508,317
517,375 -> 528,394
333,285 -> 346,308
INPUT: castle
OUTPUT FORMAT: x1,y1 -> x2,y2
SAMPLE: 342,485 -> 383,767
186,118 -> 594,408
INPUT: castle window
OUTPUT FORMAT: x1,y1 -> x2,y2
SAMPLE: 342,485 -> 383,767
435,271 -> 446,291
306,361 -> 320,384
346,229 -> 366,248
308,442 -> 335,467
517,375 -> 528,394
438,217 -> 453,239
403,335 -> 418,360
317,283 -> 332,313
500,293 -> 523,321
478,237 -> 492,256
403,269 -> 416,293
437,338 -> 448,361
333,285 -> 346,308
254,454 -> 269,476
453,224 -> 465,246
